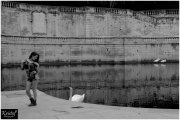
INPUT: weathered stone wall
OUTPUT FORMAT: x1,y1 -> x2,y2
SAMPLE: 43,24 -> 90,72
1,35 -> 179,64
1,2 -> 179,64
1,2 -> 179,37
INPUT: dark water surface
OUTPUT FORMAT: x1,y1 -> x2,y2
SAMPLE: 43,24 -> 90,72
1,64 -> 179,109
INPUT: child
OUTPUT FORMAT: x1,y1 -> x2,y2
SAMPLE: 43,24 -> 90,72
21,52 -> 40,106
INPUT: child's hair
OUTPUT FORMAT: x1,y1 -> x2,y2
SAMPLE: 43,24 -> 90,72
29,52 -> 40,63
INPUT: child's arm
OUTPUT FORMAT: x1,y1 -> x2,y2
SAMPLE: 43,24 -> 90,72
21,59 -> 29,70
26,59 -> 33,63
33,62 -> 39,68
33,62 -> 39,73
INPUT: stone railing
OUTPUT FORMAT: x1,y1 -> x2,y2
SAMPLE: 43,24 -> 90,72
142,10 -> 160,16
141,9 -> 179,16
94,7 -> 127,15
132,10 -> 157,24
1,1 -> 19,8
58,7 -> 77,13
2,1 -> 178,16
165,9 -> 179,15
1,35 -> 179,45
1,1 -> 156,24
1,1 -> 178,25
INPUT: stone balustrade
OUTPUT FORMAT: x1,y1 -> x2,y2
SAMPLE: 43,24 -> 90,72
132,11 -> 157,24
59,7 -> 77,13
143,10 -> 161,16
2,1 -> 178,16
166,9 -> 179,14
1,1 -> 178,26
1,1 -> 19,8
142,9 -> 179,16
1,35 -> 178,45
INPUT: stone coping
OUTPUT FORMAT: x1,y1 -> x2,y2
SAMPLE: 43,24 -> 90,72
1,90 -> 179,119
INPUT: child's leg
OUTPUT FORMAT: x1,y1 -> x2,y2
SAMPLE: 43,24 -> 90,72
32,79 -> 39,101
26,80 -> 32,98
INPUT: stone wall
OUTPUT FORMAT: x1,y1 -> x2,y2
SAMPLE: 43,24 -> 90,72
1,2 -> 179,64
1,35 -> 179,64
1,2 -> 179,37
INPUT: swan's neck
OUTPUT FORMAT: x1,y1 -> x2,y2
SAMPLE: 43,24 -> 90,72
69,88 -> 73,100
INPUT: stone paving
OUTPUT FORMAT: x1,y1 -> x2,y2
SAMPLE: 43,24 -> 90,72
1,90 -> 179,119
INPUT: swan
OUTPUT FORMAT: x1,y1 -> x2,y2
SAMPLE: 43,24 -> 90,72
160,59 -> 167,63
153,58 -> 161,62
69,87 -> 85,102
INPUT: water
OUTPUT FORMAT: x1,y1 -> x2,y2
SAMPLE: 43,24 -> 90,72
1,64 -> 179,109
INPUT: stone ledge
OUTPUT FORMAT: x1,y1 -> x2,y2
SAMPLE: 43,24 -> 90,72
1,90 -> 179,119
1,35 -> 179,45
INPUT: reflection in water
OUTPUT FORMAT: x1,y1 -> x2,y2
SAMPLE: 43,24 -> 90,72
1,64 -> 179,109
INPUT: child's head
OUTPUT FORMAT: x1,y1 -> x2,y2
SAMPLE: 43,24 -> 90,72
29,52 -> 40,63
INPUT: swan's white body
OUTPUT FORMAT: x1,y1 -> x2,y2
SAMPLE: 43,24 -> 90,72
154,58 -> 161,62
70,94 -> 85,102
69,87 -> 85,102
160,59 -> 167,63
